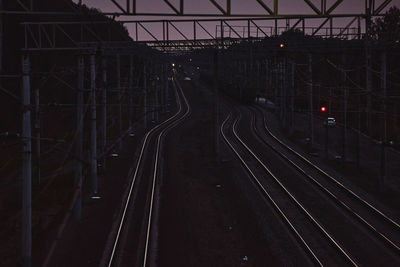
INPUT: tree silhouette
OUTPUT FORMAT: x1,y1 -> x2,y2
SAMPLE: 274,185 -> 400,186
371,6 -> 400,42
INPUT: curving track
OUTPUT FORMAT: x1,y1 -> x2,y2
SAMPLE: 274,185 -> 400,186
101,75 -> 191,267
251,106 -> 400,252
221,102 -> 400,266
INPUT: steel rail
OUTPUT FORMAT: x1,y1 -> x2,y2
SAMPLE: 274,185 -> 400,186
221,112 -> 322,267
106,75 -> 187,267
253,106 -> 400,250
230,111 -> 358,266
250,107 -> 400,253
142,76 -> 191,267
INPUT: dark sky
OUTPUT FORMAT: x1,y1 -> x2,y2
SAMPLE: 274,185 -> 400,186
77,0 -> 399,40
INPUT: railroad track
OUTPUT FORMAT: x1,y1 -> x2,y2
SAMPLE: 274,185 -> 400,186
221,104 -> 400,266
251,106 -> 400,253
101,76 -> 191,267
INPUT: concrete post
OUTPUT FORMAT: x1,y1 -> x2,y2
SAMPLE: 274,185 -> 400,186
90,55 -> 98,195
0,0 -> 3,73
34,87 -> 40,184
214,50 -> 220,159
160,64 -> 165,113
380,51 -> 387,192
342,54 -> 347,161
21,54 -> 32,267
308,54 -> 314,145
274,56 -> 278,106
155,65 -> 159,122
129,55 -> 134,129
116,55 -> 122,150
101,57 -> 107,170
74,56 -> 84,220
265,58 -> 268,96
165,63 -> 169,112
143,63 -> 147,129
290,60 -> 295,134
365,43 -> 372,136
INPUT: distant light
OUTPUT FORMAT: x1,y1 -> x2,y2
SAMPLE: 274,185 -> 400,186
196,66 -> 200,70
189,58 -> 192,62
321,106 -> 326,112
172,63 -> 175,67
280,43 -> 285,48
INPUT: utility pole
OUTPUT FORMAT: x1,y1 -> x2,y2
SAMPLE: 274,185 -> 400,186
128,55 -> 134,130
356,66 -> 361,168
213,49 -> 220,158
365,43 -> 372,136
0,0 -> 3,73
160,63 -> 165,113
143,62 -> 147,129
364,0 -> 373,136
21,54 -> 32,267
290,60 -> 295,134
283,57 -> 287,128
101,57 -> 107,171
380,51 -> 387,192
164,63 -> 169,112
34,87 -> 40,184
74,56 -> 84,220
90,54 -> 98,196
116,55 -> 122,150
342,54 -> 347,162
265,58 -> 268,96
326,85 -> 332,159
308,53 -> 314,145
274,56 -> 278,107
151,68 -> 156,123
154,65 -> 159,122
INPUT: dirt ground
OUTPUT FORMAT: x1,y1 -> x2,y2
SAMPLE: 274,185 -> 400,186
156,81 -> 308,267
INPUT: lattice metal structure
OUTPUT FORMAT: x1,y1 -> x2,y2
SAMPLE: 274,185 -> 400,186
16,1 -> 393,53
21,18 -> 362,52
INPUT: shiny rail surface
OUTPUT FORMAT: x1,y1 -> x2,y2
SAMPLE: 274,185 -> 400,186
252,106 -> 400,253
221,111 -> 357,266
105,75 -> 191,267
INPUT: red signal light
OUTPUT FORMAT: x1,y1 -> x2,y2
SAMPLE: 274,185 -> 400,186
321,106 -> 326,112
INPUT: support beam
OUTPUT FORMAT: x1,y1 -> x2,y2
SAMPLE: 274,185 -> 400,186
290,60 -> 295,134
160,63 -> 165,113
365,42 -> 372,135
154,64 -> 159,122
0,0 -> 3,72
214,50 -> 220,159
34,86 -> 40,184
116,54 -> 122,150
380,51 -> 387,192
21,54 -> 32,267
143,62 -> 147,129
74,56 -> 84,220
129,55 -> 134,130
90,54 -> 98,196
165,63 -> 169,112
308,53 -> 314,145
101,57 -> 107,170
342,54 -> 347,162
